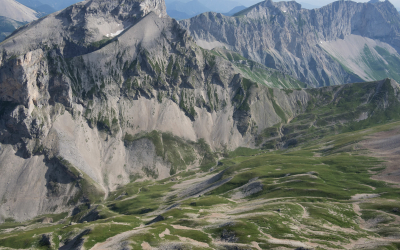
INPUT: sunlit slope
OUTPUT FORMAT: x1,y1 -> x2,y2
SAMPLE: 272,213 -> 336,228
321,35 -> 400,83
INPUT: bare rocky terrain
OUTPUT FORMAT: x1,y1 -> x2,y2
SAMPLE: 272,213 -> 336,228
362,126 -> 400,186
180,0 -> 400,86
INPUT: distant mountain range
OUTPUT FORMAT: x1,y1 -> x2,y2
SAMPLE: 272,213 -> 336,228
0,0 -> 38,22
22,0 -> 80,11
223,5 -> 247,16
15,0 -> 55,15
0,0 -> 38,42
0,16 -> 25,41
165,0 -> 323,20
165,0 -> 242,13
166,0 -> 246,20
298,2 -> 321,9
166,0 -> 210,19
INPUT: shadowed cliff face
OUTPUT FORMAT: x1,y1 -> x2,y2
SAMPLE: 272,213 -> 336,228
180,0 -> 400,87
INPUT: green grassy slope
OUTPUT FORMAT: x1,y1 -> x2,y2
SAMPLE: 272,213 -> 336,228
257,79 -> 400,149
1,121 -> 399,249
1,80 -> 400,249
213,48 -> 306,89
327,43 -> 400,84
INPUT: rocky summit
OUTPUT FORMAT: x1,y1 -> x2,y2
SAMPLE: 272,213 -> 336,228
0,0 -> 308,222
0,0 -> 400,249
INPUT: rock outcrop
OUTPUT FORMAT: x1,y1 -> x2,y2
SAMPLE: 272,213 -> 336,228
180,0 -> 400,86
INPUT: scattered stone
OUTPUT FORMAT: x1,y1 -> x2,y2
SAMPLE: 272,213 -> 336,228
248,177 -> 259,183
146,215 -> 164,225
393,208 -> 399,213
59,229 -> 90,250
42,217 -> 53,224
115,191 -> 128,200
223,246 -> 251,250
241,181 -> 263,197
140,208 -> 153,214
78,208 -> 100,223
166,203 -> 180,210
159,243 -> 186,250
71,207 -> 81,216
220,229 -> 239,243
189,202 -> 197,206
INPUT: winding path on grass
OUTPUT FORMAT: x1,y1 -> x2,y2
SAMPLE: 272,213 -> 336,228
296,203 -> 309,219
90,227 -> 145,250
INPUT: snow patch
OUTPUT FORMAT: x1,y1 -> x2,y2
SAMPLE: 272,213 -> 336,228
106,29 -> 124,38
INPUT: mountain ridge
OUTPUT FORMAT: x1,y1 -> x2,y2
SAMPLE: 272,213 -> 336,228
0,0 -> 310,222
180,0 -> 400,87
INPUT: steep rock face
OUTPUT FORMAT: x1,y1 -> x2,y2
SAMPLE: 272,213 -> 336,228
0,0 -> 309,222
180,0 -> 400,86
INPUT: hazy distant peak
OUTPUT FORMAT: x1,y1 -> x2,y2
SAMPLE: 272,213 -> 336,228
369,0 -> 386,3
223,5 -> 246,16
0,0 -> 38,22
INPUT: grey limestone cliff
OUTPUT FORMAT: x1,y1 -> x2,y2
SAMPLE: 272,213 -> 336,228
0,0 -> 309,222
180,0 -> 400,86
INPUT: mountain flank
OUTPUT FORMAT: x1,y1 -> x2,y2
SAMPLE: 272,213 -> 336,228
181,0 -> 400,87
0,16 -> 25,42
0,0 -> 38,22
0,0 -> 306,222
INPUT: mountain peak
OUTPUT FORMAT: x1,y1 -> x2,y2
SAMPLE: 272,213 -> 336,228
138,0 -> 167,18
2,0 -> 168,58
